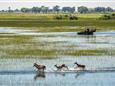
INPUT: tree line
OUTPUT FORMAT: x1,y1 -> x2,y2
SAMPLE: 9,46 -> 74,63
20,6 -> 76,13
1,6 -> 75,13
0,6 -> 115,13
78,6 -> 115,13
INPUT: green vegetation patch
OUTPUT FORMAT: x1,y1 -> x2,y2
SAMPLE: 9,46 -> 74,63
1,48 -> 115,59
99,13 -> 115,20
65,49 -> 115,56
54,14 -> 78,20
0,35 -> 32,45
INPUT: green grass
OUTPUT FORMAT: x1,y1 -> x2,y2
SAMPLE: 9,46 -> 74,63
0,13 -> 114,32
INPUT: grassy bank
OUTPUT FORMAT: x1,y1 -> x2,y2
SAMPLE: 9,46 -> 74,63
0,13 -> 115,32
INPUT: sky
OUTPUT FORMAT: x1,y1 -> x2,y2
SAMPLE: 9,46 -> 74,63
0,0 -> 115,10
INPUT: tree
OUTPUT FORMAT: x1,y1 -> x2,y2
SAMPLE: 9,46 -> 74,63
8,7 -> 11,12
53,5 -> 60,13
48,9 -> 53,13
94,7 -> 106,13
71,7 -> 75,13
105,7 -> 113,12
62,7 -> 69,13
21,8 -> 30,13
41,6 -> 49,13
31,7 -> 41,13
14,9 -> 20,12
62,7 -> 75,13
78,6 -> 88,13
88,8 -> 95,13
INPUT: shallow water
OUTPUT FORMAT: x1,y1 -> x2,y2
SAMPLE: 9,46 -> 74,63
0,72 -> 115,86
0,27 -> 115,86
0,56 -> 115,86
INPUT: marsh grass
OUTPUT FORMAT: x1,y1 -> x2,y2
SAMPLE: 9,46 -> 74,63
1,47 -> 115,58
0,13 -> 114,59
0,36 -> 113,58
65,49 -> 115,56
6,49 -> 57,57
0,31 -> 114,58
0,35 -> 33,44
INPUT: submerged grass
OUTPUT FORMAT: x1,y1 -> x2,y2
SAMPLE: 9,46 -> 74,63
0,48 -> 115,58
65,49 -> 115,56
0,35 -> 33,45
6,49 -> 58,58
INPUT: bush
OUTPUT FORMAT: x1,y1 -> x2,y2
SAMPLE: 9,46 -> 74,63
99,15 -> 110,20
111,13 -> 115,16
69,15 -> 78,20
54,14 -> 78,20
111,13 -> 115,19
64,14 -> 69,18
54,15 -> 63,20
99,14 -> 115,20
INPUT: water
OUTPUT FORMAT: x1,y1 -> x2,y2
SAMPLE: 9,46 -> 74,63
0,72 -> 115,86
0,57 -> 115,86
0,27 -> 115,86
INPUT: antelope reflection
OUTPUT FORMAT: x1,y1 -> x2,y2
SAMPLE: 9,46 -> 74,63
34,72 -> 45,80
34,72 -> 85,80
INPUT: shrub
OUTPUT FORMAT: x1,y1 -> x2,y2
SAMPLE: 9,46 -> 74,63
69,15 -> 78,20
54,15 -> 63,20
54,14 -> 78,20
111,13 -> 115,16
99,13 -> 115,20
100,15 -> 111,20
64,14 -> 69,18
111,13 -> 115,19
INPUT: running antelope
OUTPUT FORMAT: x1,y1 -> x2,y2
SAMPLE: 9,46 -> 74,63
33,63 -> 46,72
74,62 -> 85,70
54,64 -> 69,71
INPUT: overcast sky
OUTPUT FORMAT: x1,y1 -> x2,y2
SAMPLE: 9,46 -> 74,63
0,0 -> 115,10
